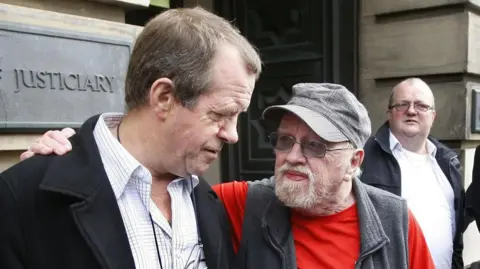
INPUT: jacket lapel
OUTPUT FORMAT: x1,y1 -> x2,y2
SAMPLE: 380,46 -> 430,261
39,115 -> 135,269
373,122 -> 393,154
467,145 -> 480,216
193,178 -> 234,269
262,197 -> 296,269
352,178 -> 389,257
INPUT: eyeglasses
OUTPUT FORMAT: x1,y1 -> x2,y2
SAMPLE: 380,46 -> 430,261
269,132 -> 352,158
389,102 -> 433,113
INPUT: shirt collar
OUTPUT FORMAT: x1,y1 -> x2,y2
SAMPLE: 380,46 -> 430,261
170,174 -> 200,194
389,130 -> 401,152
388,129 -> 437,157
93,113 -> 200,199
93,112 -> 143,199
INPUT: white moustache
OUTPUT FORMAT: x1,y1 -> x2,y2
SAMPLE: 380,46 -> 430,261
277,163 -> 313,179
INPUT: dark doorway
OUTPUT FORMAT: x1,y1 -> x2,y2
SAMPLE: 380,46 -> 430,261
217,0 -> 359,182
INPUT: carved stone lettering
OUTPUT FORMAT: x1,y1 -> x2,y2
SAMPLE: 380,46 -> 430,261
20,69 -> 35,88
0,24 -> 130,130
64,74 -> 76,91
83,76 -> 95,92
106,76 -> 114,93
13,68 -> 116,93
36,71 -> 46,89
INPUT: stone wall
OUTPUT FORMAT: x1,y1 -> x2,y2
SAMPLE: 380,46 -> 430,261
0,1 -> 142,172
0,0 -> 130,22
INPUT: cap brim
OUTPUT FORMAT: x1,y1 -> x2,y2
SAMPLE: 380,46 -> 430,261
262,105 -> 348,142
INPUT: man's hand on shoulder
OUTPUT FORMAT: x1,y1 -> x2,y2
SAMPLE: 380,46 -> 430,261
19,128 -> 76,161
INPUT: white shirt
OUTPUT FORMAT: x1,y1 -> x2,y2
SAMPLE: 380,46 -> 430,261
390,131 -> 455,269
93,113 -> 207,269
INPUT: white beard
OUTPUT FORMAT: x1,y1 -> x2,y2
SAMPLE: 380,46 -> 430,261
274,163 -> 342,211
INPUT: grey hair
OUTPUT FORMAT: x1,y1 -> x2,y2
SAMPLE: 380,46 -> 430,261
353,168 -> 362,179
124,7 -> 262,111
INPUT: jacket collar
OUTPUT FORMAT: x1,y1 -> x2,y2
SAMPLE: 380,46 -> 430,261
374,122 -> 393,154
39,114 -> 136,269
40,114 -> 107,199
352,177 -> 389,257
260,177 -> 297,269
193,177 -> 235,269
467,145 -> 480,215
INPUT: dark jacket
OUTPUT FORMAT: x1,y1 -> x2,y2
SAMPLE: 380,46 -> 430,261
361,122 -> 465,269
466,145 -> 480,232
235,177 -> 411,269
0,115 -> 234,269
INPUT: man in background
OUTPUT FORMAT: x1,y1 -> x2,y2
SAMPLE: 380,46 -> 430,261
361,78 -> 465,269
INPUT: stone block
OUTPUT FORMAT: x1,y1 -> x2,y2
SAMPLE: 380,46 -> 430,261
468,12 -> 480,74
362,0 -> 465,16
0,4 -> 141,38
361,11 -> 468,79
0,0 -> 125,22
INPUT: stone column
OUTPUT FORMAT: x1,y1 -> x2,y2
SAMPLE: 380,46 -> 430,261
359,0 -> 480,264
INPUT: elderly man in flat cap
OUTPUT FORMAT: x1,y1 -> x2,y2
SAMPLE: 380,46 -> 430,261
20,83 -> 434,268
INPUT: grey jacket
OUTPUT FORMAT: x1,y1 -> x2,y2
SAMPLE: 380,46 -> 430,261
234,177 -> 410,269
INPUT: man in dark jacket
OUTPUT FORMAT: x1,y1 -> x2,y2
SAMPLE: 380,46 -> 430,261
466,145 -> 480,232
361,78 -> 465,269
0,7 -> 262,269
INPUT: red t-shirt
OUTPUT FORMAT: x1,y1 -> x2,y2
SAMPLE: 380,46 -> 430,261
213,181 -> 435,269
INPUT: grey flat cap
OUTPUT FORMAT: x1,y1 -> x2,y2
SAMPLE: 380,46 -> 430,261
262,83 -> 371,148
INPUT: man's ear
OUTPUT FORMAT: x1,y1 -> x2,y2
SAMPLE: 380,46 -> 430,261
350,149 -> 364,170
344,149 -> 365,181
149,78 -> 175,120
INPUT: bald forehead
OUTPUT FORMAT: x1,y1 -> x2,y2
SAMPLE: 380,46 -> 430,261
392,79 -> 435,106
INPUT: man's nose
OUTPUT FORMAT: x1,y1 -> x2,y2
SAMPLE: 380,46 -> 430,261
285,143 -> 306,164
218,121 -> 238,144
406,104 -> 417,114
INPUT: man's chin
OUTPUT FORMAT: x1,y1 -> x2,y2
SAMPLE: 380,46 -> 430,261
184,156 -> 216,176
276,191 -> 316,210
276,181 -> 310,204
401,127 -> 420,137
